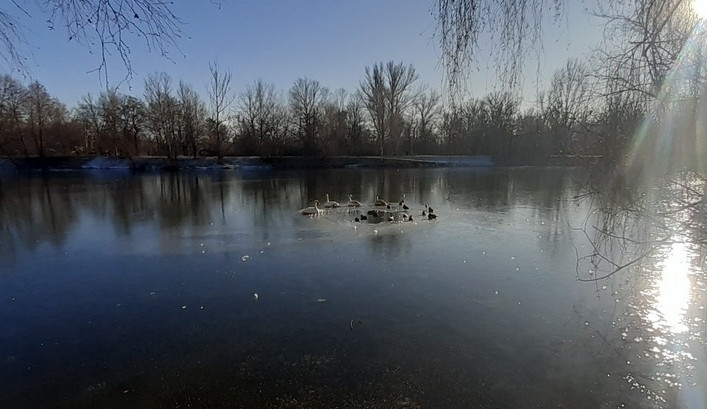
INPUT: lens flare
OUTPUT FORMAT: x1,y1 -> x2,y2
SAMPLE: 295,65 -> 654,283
693,0 -> 707,19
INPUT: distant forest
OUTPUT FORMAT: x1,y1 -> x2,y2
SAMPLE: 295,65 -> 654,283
0,58 -> 700,166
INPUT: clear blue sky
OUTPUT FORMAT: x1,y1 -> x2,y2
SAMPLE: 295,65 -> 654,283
8,0 -> 603,108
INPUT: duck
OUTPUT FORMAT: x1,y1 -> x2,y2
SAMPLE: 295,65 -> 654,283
398,194 -> 406,207
428,213 -> 437,220
360,214 -> 368,221
354,217 -> 360,222
347,195 -> 362,207
300,200 -> 323,216
374,195 -> 389,207
324,194 -> 340,208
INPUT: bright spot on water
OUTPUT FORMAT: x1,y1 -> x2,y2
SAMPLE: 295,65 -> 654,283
253,293 -> 259,301
650,242 -> 692,333
181,305 -> 187,309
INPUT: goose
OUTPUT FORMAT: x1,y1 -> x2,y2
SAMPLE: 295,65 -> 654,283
300,200 -> 323,216
347,195 -> 362,207
324,194 -> 340,208
374,195 -> 389,207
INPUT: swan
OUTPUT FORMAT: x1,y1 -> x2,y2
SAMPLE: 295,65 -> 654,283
300,200 -> 323,216
374,195 -> 389,207
324,194 -> 340,208
347,195 -> 362,207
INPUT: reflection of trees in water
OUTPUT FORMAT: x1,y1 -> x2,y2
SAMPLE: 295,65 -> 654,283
157,173 -> 212,229
574,171 -> 707,281
569,170 -> 707,407
0,168 -> 586,262
0,176 -> 78,263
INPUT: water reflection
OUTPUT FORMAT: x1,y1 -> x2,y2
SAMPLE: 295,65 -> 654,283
1,168 -> 705,408
647,242 -> 692,334
0,168 -> 583,262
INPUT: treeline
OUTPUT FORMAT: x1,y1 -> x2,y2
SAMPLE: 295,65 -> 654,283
0,59 -> 677,164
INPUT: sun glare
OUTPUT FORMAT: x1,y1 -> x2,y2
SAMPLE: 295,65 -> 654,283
651,242 -> 692,334
694,0 -> 707,19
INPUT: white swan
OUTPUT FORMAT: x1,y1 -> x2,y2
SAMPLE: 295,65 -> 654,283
347,194 -> 362,207
324,194 -> 340,208
300,200 -> 323,216
374,195 -> 389,207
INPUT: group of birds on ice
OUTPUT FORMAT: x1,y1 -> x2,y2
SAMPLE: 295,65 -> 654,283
300,194 -> 437,222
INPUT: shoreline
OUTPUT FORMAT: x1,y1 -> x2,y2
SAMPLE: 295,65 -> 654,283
0,155 -> 497,174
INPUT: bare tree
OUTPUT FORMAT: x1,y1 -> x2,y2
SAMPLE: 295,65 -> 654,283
25,81 -> 53,157
76,93 -> 102,154
0,75 -> 27,156
237,80 -> 288,156
360,63 -> 388,156
540,59 -> 593,154
594,0 -> 702,100
1,1 -> 183,84
177,82 -> 206,158
360,61 -> 419,156
345,91 -> 370,155
120,95 -> 146,156
412,88 -> 442,154
289,77 -> 328,154
98,88 -> 123,155
206,61 -> 234,160
144,72 -> 178,158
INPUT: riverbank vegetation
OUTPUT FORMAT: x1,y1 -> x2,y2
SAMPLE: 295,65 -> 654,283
0,58 -> 648,166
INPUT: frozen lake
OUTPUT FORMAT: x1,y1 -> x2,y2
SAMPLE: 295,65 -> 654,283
0,167 -> 704,408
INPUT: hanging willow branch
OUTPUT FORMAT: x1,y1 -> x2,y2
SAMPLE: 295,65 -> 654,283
433,0 -> 565,96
